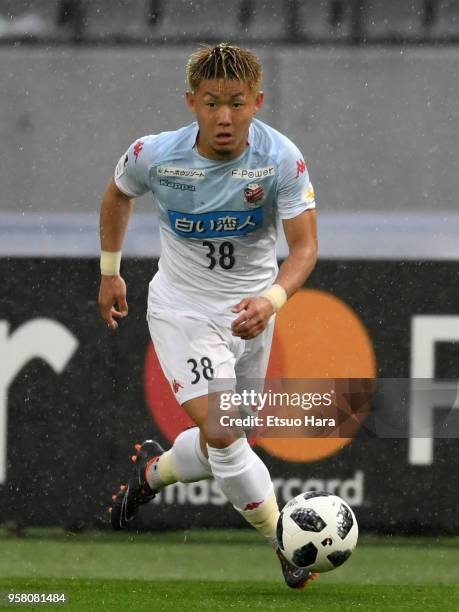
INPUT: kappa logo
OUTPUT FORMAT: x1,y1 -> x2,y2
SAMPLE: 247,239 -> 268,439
296,159 -> 306,178
157,166 -> 205,179
133,140 -> 144,162
171,379 -> 184,394
244,183 -> 265,206
243,501 -> 263,511
231,166 -> 275,180
159,178 -> 196,192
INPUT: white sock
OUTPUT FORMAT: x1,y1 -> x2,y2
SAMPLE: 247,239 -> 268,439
146,427 -> 212,490
207,438 -> 279,543
239,491 -> 280,547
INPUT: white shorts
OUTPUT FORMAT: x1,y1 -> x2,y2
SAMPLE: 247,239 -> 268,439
147,309 -> 275,405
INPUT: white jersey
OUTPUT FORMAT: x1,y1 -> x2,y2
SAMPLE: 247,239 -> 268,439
114,118 -> 316,322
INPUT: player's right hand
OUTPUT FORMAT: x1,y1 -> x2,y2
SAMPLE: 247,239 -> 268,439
98,275 -> 128,330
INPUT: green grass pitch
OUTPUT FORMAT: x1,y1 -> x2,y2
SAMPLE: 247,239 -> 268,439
0,529 -> 458,611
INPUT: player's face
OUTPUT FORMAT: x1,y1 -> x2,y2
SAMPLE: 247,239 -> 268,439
186,79 -> 264,160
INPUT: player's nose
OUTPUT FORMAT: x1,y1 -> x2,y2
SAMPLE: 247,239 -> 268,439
216,106 -> 232,125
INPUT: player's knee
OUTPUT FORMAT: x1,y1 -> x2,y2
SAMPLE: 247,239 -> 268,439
190,413 -> 239,449
205,430 -> 239,449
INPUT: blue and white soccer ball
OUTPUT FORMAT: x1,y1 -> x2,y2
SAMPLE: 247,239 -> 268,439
277,491 -> 358,573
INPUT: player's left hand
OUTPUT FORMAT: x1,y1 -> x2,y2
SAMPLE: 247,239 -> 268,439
231,297 -> 274,339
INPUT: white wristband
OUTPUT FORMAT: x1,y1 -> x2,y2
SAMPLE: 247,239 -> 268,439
100,250 -> 122,276
260,284 -> 287,313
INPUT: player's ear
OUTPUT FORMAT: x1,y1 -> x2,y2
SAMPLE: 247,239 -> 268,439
186,91 -> 196,113
254,91 -> 264,113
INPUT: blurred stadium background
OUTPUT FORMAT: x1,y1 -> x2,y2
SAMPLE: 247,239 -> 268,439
0,1 -> 459,610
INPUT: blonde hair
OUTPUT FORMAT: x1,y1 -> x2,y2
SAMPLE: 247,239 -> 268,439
186,43 -> 262,93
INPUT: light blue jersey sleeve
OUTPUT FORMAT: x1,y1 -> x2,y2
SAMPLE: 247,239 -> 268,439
114,134 -> 159,197
276,139 -> 316,220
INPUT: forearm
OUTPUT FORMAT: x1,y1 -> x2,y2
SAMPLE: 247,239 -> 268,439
99,179 -> 134,252
275,243 -> 318,298
98,180 -> 131,326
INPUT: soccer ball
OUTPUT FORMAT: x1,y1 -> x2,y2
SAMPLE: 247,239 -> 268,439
276,491 -> 358,573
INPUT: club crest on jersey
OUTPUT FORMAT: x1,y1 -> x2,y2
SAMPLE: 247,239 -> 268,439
244,183 -> 265,207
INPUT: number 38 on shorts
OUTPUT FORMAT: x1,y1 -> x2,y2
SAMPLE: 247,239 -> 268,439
147,310 -> 274,405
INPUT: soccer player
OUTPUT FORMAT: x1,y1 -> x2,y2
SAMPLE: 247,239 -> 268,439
98,43 -> 318,589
